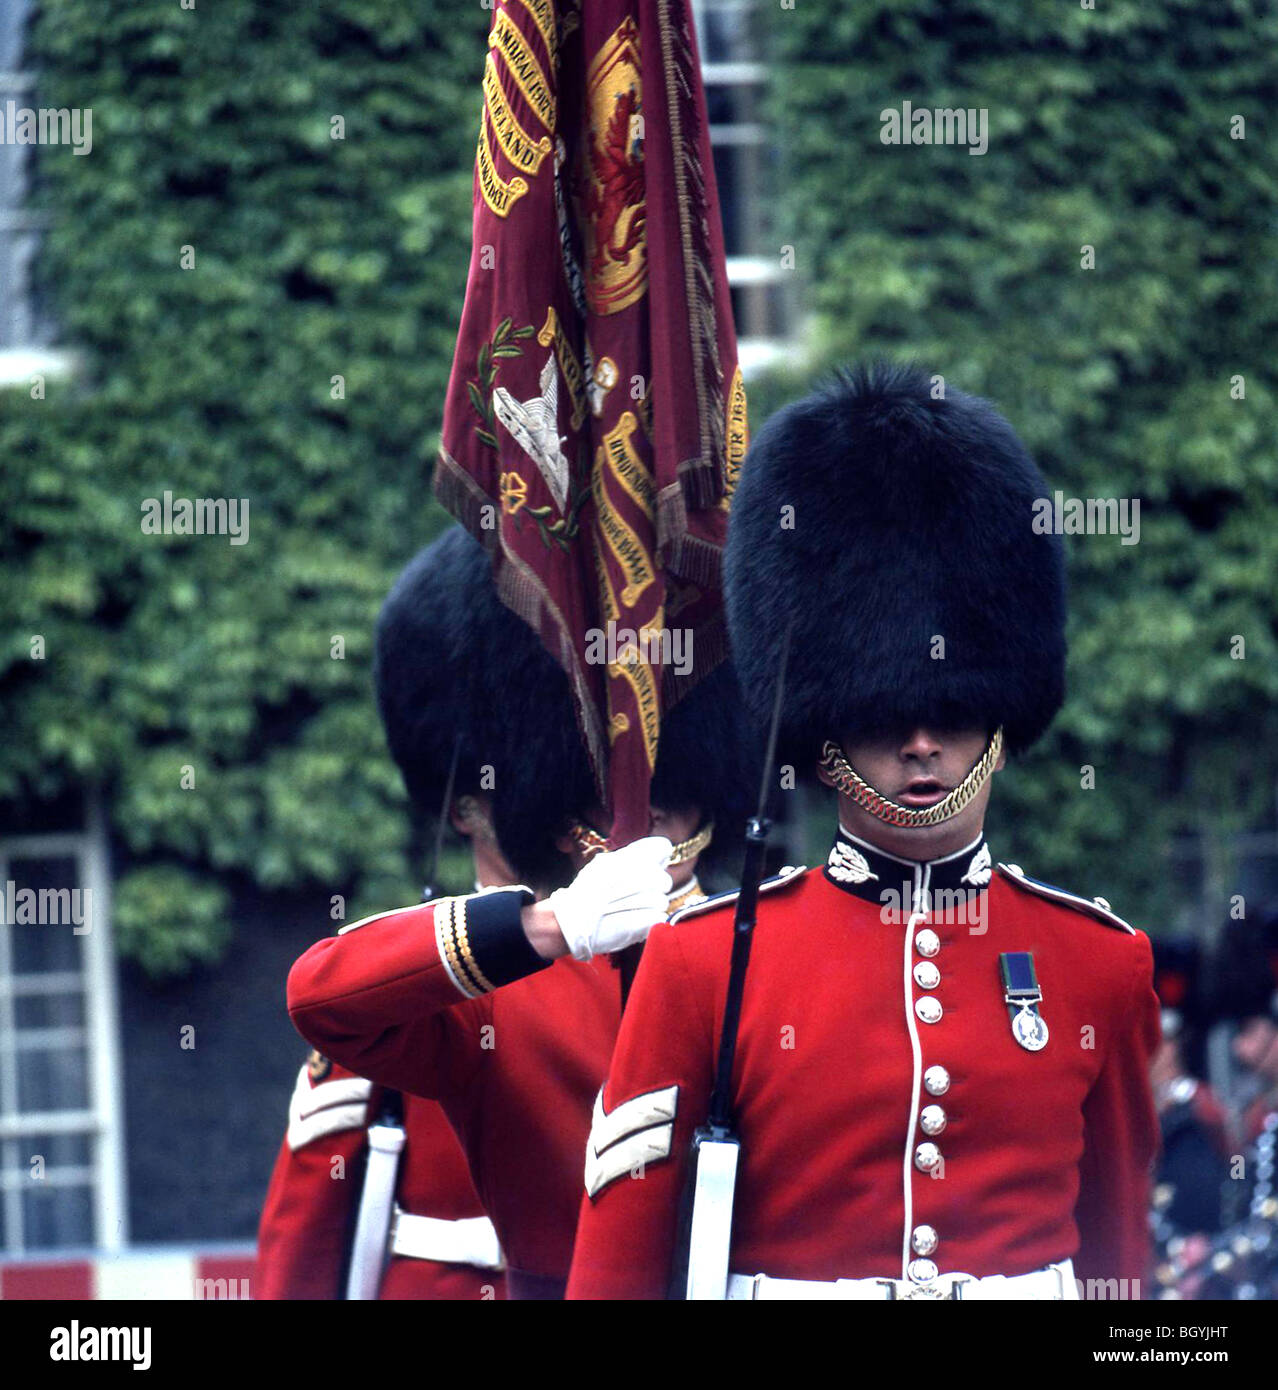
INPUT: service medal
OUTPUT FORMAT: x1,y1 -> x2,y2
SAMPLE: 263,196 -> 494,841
999,952 -> 1049,1054
1011,1004 -> 1049,1052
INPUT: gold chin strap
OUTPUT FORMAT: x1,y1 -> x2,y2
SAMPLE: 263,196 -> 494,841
569,822 -> 609,860
818,728 -> 1004,829
569,819 -> 714,866
667,820 -> 713,866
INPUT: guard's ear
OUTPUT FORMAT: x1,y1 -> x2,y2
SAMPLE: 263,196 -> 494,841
815,744 -> 839,790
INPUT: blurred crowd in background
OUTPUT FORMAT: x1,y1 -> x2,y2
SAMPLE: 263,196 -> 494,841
1149,911 -> 1278,1298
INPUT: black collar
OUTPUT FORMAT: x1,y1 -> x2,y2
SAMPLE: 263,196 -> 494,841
823,825 -> 993,907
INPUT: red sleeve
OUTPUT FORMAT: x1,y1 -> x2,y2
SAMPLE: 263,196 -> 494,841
566,922 -> 717,1300
1073,929 -> 1162,1296
255,1060 -> 375,1300
287,891 -> 544,1103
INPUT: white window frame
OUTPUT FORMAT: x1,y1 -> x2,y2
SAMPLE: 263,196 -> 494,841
0,797 -> 127,1253
692,0 -> 800,377
0,0 -> 76,385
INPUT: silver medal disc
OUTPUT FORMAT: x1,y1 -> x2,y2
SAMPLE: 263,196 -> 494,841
1012,1006 -> 1049,1052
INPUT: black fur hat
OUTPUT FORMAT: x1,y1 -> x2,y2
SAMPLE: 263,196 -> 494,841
725,361 -> 1067,764
456,527 -> 753,886
1151,936 -> 1208,1031
650,660 -> 755,876
1207,912 -> 1278,1024
455,532 -> 596,890
374,526 -> 482,815
383,525 -> 752,887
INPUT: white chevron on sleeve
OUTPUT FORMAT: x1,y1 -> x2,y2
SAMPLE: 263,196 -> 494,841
285,1064 -> 373,1151
584,1084 -> 679,1198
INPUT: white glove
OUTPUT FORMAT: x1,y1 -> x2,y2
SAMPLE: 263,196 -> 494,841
547,836 -> 673,961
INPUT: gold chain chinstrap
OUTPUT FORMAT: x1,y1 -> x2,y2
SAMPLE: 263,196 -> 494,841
818,728 -> 1004,828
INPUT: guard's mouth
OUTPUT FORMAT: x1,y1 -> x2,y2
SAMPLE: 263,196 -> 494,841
898,777 -> 948,807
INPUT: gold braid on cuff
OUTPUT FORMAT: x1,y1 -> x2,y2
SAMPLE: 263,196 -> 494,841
818,728 -> 1004,829
569,819 -> 714,866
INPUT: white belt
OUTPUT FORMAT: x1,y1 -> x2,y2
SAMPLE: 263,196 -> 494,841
727,1258 -> 1077,1301
389,1208 -> 505,1271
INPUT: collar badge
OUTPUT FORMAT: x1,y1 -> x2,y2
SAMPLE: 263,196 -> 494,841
961,842 -> 992,887
827,840 -> 879,885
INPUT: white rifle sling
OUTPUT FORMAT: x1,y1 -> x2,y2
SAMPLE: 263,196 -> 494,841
344,1120 -> 406,1301
685,1135 -> 741,1301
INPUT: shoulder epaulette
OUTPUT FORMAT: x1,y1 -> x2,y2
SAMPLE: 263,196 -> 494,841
996,863 -> 1135,934
669,864 -> 808,925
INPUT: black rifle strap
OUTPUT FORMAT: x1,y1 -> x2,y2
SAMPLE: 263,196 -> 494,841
705,621 -> 792,1131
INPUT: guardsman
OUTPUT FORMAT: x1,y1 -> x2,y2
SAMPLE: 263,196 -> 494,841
257,530 -> 509,1299
567,361 -> 1161,1301
286,525 -> 749,1298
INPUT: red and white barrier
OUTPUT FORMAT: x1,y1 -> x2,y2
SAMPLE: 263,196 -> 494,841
0,1247 -> 256,1300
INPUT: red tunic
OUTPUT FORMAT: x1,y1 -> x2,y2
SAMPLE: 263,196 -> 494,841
256,1053 -> 501,1300
567,835 -> 1161,1300
286,888 -> 622,1296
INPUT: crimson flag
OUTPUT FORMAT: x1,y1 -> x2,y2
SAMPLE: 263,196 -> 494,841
435,0 -> 746,845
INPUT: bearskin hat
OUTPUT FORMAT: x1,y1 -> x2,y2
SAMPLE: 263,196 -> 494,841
650,660 -> 755,877
1151,937 -> 1207,1033
1151,935 -> 1213,1075
374,525 -> 483,815
725,361 -> 1067,765
406,526 -> 751,889
1207,911 -> 1278,1024
453,531 -> 596,890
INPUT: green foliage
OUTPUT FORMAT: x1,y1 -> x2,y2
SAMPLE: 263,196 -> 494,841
2,1 -> 490,973
6,2 -> 1277,968
760,0 -> 1278,927
111,864 -> 231,980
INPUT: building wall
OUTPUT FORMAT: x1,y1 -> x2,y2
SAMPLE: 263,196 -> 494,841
117,884 -> 334,1243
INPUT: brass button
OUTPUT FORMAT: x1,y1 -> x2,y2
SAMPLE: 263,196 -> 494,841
914,928 -> 940,958
912,1224 -> 939,1256
913,961 -> 940,989
915,995 -> 943,1024
914,1142 -> 942,1173
920,1104 -> 947,1136
924,1065 -> 951,1096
